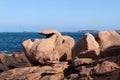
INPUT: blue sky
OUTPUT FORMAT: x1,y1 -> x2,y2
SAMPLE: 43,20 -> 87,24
0,0 -> 120,32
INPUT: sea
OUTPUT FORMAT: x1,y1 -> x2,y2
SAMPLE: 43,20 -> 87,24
0,32 -> 118,54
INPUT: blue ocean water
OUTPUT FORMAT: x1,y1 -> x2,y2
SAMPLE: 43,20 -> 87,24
0,32 -> 98,54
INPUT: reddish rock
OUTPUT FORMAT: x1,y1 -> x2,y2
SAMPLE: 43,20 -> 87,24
93,69 -> 120,80
95,30 -> 120,58
22,30 -> 75,65
96,30 -> 120,50
40,73 -> 64,80
79,67 -> 92,77
22,39 -> 34,56
73,58 -> 92,66
72,33 -> 100,60
0,62 -> 68,80
0,53 -> 31,72
55,36 -> 75,61
0,63 -> 8,72
12,52 -> 32,67
93,61 -> 119,75
39,30 -> 75,61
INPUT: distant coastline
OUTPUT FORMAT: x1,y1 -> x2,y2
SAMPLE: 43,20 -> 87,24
115,30 -> 120,33
78,30 -> 99,33
78,30 -> 120,33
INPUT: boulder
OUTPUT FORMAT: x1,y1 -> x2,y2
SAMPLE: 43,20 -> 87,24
72,33 -> 100,60
96,30 -> 120,50
96,30 -> 120,58
22,30 -> 75,65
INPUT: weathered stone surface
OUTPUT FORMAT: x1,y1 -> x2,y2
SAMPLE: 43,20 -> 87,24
40,73 -> 64,80
72,33 -> 100,60
79,67 -> 92,77
96,30 -> 120,50
12,52 -> 32,67
0,63 -> 8,72
73,58 -> 92,66
93,61 -> 119,75
95,30 -> 120,58
56,36 -> 75,61
22,39 -> 34,56
0,62 -> 68,80
0,67 -> 42,80
93,69 -> 120,80
0,53 -> 31,72
2,30 -> 120,80
100,46 -> 120,58
70,30 -> 120,80
22,30 -> 75,65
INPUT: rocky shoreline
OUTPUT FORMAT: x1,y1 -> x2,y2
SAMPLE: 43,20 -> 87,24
0,30 -> 120,80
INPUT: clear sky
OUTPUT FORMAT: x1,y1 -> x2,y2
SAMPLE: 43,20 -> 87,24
0,0 -> 120,32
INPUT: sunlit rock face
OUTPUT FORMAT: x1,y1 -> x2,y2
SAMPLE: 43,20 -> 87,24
96,30 -> 120,58
72,33 -> 100,60
22,30 -> 75,65
0,62 -> 68,80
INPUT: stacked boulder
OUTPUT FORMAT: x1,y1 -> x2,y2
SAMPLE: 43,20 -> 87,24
22,30 -> 75,65
67,30 -> 120,80
17,30 -> 73,80
0,30 -> 75,80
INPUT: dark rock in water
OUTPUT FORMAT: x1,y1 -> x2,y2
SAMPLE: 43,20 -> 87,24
0,52 -> 31,72
22,30 -> 75,65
